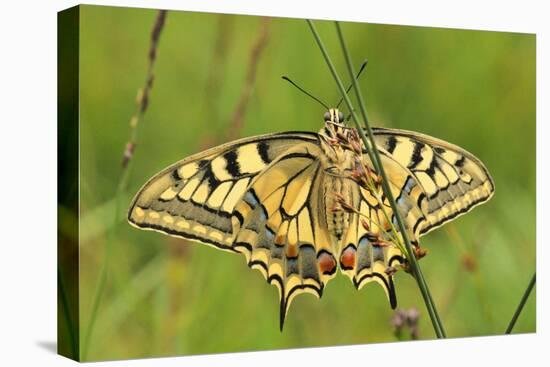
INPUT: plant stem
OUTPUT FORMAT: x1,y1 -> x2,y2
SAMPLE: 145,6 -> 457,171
337,20 -> 446,338
334,21 -> 445,338
505,272 -> 536,334
306,19 -> 446,338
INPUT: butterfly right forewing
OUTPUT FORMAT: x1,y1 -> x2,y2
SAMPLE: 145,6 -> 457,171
372,127 -> 495,238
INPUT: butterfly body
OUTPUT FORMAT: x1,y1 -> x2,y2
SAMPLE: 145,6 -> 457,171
318,109 -> 359,246
128,108 -> 494,330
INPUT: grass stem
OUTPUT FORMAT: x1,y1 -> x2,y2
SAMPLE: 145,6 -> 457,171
306,19 -> 446,338
505,272 -> 536,334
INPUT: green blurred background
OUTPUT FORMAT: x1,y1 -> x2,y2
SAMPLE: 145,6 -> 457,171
67,4 -> 535,361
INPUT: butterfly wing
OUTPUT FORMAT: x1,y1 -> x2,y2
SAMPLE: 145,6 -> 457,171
128,132 -> 318,250
372,127 -> 495,238
231,142 -> 338,329
338,127 -> 494,302
338,195 -> 405,307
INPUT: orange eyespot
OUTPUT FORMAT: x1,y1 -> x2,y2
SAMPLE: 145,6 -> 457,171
340,245 -> 356,270
318,251 -> 337,275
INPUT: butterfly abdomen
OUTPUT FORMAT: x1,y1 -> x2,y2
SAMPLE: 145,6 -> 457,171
319,136 -> 357,247
324,173 -> 353,245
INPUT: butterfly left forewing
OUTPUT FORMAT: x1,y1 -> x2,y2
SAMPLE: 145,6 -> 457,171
128,132 -> 318,250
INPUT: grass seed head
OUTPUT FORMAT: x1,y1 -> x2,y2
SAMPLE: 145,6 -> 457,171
414,246 -> 428,259
360,218 -> 370,231
334,193 -> 355,213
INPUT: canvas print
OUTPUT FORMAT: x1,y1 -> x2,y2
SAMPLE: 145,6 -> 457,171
57,4 -> 536,362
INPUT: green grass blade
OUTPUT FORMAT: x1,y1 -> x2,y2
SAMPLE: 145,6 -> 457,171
306,18 -> 446,338
505,272 -> 536,334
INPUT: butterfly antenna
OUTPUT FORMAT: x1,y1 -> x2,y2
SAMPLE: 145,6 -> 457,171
336,59 -> 368,109
282,76 -> 329,110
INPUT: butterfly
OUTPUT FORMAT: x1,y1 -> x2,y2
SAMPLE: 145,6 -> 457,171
128,107 -> 494,330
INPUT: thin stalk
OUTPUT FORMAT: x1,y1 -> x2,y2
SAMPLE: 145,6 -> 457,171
505,272 -> 536,334
306,19 -> 445,338
335,22 -> 446,338
334,21 -> 446,338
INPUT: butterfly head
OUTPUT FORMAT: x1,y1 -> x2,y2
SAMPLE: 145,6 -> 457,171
321,108 -> 348,141
319,108 -> 356,168
323,108 -> 346,125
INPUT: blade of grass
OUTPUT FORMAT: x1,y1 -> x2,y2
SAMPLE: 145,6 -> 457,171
505,272 -> 536,334
306,18 -> 445,338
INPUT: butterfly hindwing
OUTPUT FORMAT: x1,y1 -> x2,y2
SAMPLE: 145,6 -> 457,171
338,201 -> 404,307
231,142 -> 338,329
128,132 -> 318,250
336,165 -> 406,308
